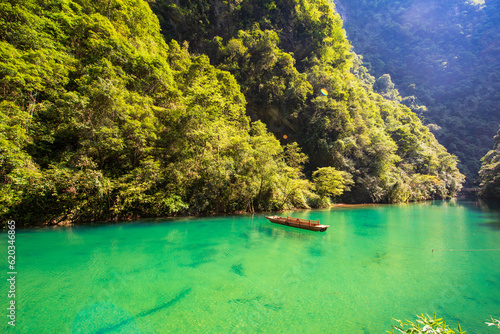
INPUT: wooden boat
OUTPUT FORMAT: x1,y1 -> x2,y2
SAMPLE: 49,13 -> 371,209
265,215 -> 330,232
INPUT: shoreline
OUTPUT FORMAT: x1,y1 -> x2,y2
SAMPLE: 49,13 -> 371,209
6,199 -> 482,230
3,202 -> 383,230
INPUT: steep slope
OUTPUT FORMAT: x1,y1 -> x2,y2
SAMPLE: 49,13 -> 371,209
0,0 -> 313,225
151,0 -> 464,203
479,126 -> 500,200
333,0 -> 500,184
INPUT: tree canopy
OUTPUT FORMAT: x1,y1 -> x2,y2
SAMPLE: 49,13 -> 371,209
152,0 -> 464,204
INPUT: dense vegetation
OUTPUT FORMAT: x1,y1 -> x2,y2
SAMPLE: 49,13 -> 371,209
479,126 -> 500,200
151,0 -> 464,203
0,0 -> 320,225
334,0 -> 500,184
0,0 -> 464,226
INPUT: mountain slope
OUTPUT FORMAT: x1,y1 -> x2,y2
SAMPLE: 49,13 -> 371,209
479,126 -> 500,199
333,0 -> 500,184
0,0 -> 316,225
151,0 -> 464,203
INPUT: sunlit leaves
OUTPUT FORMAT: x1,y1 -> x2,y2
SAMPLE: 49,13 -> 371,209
388,313 -> 465,334
312,166 -> 353,199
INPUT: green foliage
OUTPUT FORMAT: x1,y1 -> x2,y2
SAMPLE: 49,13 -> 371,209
312,166 -> 353,203
479,126 -> 500,200
151,0 -> 464,205
0,100 -> 39,217
388,313 -> 465,334
214,24 -> 313,135
389,314 -> 500,333
0,0 -> 313,225
374,74 -> 400,102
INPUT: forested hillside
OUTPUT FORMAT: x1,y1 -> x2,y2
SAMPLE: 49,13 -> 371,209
0,0 -> 464,226
334,0 -> 500,184
150,0 -> 464,203
479,126 -> 500,199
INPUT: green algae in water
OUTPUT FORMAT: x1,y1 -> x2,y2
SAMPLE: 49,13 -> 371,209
1,201 -> 500,333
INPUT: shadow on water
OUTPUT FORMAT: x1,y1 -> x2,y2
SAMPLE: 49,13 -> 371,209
228,295 -> 282,311
72,288 -> 192,333
485,278 -> 497,286
231,263 -> 245,276
308,246 -> 325,257
239,231 -> 262,249
239,232 -> 251,240
372,251 -> 389,265
180,248 -> 218,268
257,224 -> 323,240
352,217 -> 383,238
362,221 -> 382,229
354,231 -> 371,237
263,303 -> 282,311
463,295 -> 480,304
228,295 -> 262,305
360,251 -> 389,267
479,219 -> 500,231
177,243 -> 219,267
180,258 -> 214,268
96,288 -> 192,333
472,199 -> 500,211
177,242 -> 217,251
257,225 -> 276,238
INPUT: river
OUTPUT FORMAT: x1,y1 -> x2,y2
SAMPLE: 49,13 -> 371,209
1,200 -> 499,333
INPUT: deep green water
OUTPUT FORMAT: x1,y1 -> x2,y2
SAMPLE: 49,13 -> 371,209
1,201 -> 500,333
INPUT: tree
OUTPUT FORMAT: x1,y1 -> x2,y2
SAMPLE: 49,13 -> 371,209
334,0 -> 500,184
374,74 -> 400,101
312,167 -> 353,206
0,0 -> 468,225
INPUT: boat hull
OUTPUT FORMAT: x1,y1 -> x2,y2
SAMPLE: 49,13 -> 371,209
265,216 -> 329,232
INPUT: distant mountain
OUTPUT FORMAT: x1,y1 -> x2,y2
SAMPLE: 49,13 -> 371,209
334,0 -> 500,185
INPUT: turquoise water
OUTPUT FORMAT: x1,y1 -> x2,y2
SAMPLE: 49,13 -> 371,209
1,201 -> 500,333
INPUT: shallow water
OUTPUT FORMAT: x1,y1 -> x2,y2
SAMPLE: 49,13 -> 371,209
1,201 -> 500,333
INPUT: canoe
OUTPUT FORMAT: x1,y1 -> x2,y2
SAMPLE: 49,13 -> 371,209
265,215 -> 330,232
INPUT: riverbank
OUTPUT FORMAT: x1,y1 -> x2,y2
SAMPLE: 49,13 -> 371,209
8,198 -> 490,230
